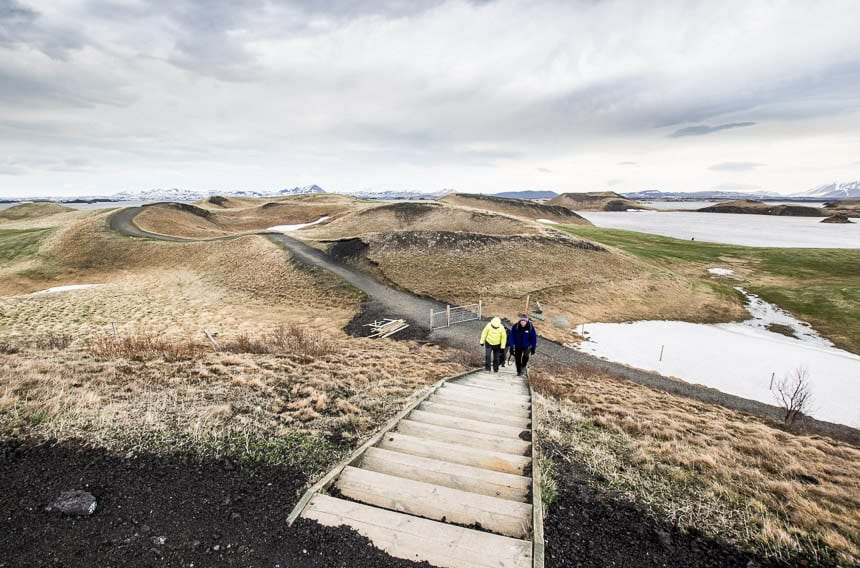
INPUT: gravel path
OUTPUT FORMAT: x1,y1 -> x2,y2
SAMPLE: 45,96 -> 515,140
109,207 -> 859,446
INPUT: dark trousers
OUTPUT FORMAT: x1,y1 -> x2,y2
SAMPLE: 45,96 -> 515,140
484,343 -> 503,372
513,346 -> 531,375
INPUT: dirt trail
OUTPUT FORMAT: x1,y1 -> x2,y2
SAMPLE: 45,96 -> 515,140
109,207 -> 859,446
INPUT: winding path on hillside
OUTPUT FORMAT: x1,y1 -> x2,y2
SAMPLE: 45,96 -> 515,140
109,206 -> 859,445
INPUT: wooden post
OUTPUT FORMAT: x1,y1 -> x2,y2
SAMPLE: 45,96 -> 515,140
111,322 -> 119,342
430,308 -> 434,329
658,345 -> 664,362
203,329 -> 220,352
769,372 -> 775,390
446,304 -> 451,328
478,300 -> 482,319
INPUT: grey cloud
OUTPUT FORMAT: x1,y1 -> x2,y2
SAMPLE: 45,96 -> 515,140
668,122 -> 756,138
0,0 -> 85,58
709,161 -> 764,172
0,67 -> 133,108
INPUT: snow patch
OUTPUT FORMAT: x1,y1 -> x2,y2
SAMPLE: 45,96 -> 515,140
536,218 -> 559,224
571,290 -> 860,427
708,267 -> 735,276
267,216 -> 329,232
30,284 -> 101,295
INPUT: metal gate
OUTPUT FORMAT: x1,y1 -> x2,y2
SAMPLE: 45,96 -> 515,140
430,301 -> 482,330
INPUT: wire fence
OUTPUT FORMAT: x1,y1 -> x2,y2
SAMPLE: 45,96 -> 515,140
430,301 -> 482,330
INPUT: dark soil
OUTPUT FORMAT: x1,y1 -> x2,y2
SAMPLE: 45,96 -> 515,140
765,323 -> 797,338
544,459 -> 793,568
0,440 -> 431,568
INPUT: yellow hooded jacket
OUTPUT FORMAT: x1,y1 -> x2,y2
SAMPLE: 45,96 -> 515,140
480,317 -> 507,347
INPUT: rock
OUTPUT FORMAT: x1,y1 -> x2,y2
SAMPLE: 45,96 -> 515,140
46,490 -> 97,516
151,536 -> 166,546
230,512 -> 241,521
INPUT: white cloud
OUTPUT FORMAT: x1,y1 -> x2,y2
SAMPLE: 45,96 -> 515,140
1,0 -> 860,197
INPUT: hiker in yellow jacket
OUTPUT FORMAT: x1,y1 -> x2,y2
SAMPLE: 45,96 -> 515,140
480,317 -> 508,373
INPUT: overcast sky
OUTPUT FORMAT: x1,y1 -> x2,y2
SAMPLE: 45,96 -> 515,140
1,0 -> 859,197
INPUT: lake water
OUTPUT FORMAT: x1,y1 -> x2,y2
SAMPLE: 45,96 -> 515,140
573,289 -> 860,427
642,200 -> 827,210
576,210 -> 860,248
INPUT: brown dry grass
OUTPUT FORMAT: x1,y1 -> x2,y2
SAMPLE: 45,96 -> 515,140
532,365 -> 860,566
0,212 -> 363,338
0,205 -> 472,477
0,333 -> 466,457
343,230 -> 744,344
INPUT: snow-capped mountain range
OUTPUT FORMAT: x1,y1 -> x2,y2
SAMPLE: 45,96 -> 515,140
623,189 -> 780,200
792,182 -> 860,199
107,185 -> 326,202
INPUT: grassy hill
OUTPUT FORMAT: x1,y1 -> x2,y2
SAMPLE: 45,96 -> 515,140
698,200 -> 823,217
135,194 -> 358,238
548,192 -> 650,211
439,193 -> 590,224
0,202 -> 75,222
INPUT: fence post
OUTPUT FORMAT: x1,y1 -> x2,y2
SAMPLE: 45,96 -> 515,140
478,300 -> 482,319
658,345 -> 664,362
430,308 -> 434,329
111,322 -> 119,343
446,305 -> 451,328
203,329 -> 221,352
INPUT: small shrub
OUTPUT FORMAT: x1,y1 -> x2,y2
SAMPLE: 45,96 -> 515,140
86,332 -> 205,362
32,332 -> 74,350
771,366 -> 814,425
223,326 -> 335,363
0,340 -> 21,354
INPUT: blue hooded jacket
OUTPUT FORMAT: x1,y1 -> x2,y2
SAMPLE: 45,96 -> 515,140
509,320 -> 537,350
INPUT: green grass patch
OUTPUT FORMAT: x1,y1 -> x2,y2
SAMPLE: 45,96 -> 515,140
0,228 -> 54,265
559,225 -> 860,353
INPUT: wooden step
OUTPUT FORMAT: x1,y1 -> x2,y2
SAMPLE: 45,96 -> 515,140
440,382 -> 532,402
434,386 -> 531,407
335,466 -> 532,538
408,409 -> 528,439
427,393 -> 531,417
359,447 -> 531,502
304,494 -> 532,568
419,401 -> 530,429
396,419 -> 531,455
455,378 -> 530,394
378,432 -> 531,475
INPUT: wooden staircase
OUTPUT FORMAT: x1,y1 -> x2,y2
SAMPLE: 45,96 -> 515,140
288,367 -> 543,568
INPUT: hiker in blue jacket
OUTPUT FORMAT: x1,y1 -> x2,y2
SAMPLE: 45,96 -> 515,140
509,314 -> 538,377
